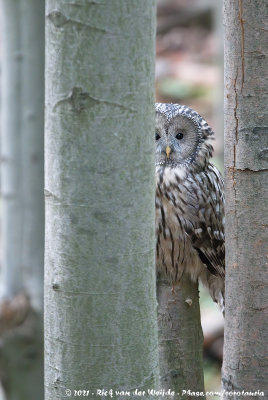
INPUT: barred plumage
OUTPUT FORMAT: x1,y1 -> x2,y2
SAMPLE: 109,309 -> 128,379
155,103 -> 225,312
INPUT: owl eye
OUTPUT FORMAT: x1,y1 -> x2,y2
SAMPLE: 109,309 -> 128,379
176,132 -> 184,140
155,133 -> 161,141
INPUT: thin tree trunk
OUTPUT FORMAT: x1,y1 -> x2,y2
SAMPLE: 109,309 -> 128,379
0,0 -> 23,299
0,0 -> 44,399
157,277 -> 204,399
45,1 -> 159,399
222,0 -> 268,398
20,0 -> 45,312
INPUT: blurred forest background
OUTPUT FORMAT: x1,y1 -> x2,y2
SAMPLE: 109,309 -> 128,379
0,0 -> 224,398
156,0 -> 224,394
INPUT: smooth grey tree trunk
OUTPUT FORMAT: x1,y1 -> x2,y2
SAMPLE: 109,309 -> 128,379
222,1 -> 268,398
45,1 -> 159,399
157,277 -> 204,399
0,1 -> 44,399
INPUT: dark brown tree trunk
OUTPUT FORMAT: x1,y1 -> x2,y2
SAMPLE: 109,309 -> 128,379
222,0 -> 268,398
157,276 -> 205,399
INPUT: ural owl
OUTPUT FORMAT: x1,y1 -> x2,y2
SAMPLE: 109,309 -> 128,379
155,103 -> 225,312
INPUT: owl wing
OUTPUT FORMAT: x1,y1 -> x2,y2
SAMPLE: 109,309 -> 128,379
185,163 -> 225,278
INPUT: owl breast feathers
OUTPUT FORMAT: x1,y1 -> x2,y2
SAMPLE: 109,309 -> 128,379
155,103 -> 225,312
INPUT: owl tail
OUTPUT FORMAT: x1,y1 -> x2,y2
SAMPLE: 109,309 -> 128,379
199,271 -> 225,316
217,290 -> 225,317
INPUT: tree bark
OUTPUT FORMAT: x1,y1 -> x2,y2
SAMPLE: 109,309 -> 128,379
222,1 -> 268,398
45,1 -> 159,399
157,277 -> 205,399
0,0 -> 44,399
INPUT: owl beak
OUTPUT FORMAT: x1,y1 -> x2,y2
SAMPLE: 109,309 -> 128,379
165,146 -> 171,159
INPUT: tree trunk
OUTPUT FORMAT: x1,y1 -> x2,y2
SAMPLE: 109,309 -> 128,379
157,277 -> 204,399
45,1 -> 159,399
222,0 -> 268,398
0,0 -> 44,399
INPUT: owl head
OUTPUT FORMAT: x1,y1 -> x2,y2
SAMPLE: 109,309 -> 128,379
155,103 -> 214,169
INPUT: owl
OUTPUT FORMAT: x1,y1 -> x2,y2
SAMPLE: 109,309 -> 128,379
155,103 -> 225,312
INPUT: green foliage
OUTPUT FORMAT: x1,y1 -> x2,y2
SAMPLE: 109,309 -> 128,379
158,77 -> 211,101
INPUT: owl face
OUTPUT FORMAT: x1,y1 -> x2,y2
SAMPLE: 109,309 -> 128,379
155,103 -> 214,168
